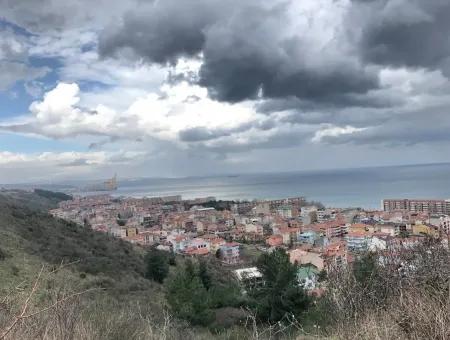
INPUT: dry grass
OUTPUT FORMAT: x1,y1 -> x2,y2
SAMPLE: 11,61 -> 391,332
323,240 -> 450,340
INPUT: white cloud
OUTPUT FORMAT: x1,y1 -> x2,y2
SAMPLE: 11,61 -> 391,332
0,149 -> 148,183
0,27 -> 50,91
0,150 -> 144,167
1,80 -> 268,146
312,125 -> 367,143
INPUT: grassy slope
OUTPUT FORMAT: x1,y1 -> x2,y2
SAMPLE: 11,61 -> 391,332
0,190 -> 164,309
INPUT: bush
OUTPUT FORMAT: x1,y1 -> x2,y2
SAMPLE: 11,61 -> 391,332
320,241 -> 450,339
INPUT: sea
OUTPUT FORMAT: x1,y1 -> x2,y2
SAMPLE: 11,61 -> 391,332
94,163 -> 450,210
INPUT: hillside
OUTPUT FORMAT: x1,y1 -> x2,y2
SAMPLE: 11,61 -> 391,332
0,191 -> 149,291
0,191 -> 203,339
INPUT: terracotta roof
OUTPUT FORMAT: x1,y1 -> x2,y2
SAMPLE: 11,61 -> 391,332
184,247 -> 210,255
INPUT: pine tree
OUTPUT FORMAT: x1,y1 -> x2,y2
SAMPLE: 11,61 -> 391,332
198,260 -> 212,290
144,249 -> 169,283
166,262 -> 213,325
250,248 -> 310,322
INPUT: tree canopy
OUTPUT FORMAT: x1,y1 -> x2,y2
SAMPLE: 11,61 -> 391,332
250,248 -> 310,322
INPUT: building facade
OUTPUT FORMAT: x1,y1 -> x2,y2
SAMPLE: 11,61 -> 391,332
383,199 -> 450,215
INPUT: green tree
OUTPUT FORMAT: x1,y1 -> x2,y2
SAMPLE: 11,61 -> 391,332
166,263 -> 214,325
198,260 -> 212,290
144,250 -> 169,283
353,252 -> 378,286
250,248 -> 310,322
184,259 -> 196,280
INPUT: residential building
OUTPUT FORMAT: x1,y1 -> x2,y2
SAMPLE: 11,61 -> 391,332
266,234 -> 283,247
298,231 -> 318,245
289,249 -> 325,271
296,265 -> 319,290
346,231 -> 370,251
383,198 -> 450,215
234,267 -> 263,289
219,242 -> 241,264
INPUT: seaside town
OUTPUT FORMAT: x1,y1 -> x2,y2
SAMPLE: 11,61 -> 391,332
49,194 -> 450,292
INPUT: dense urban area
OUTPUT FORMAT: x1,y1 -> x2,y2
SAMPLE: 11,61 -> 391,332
50,194 -> 450,289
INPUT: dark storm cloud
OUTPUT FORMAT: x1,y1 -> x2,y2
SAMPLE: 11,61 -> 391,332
99,0 -> 380,104
351,0 -> 450,73
0,0 -> 138,33
3,0 -> 450,156
99,0 -> 229,64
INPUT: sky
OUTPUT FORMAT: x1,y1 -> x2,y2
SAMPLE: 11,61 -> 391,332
1,0 -> 450,184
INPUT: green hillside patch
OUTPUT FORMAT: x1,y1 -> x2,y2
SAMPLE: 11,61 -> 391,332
0,192 -> 154,295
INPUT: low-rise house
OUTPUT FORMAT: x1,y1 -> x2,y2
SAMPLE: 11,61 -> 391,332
412,223 -> 439,237
289,249 -> 325,271
322,242 -> 347,270
210,237 -> 226,253
169,235 -> 189,253
349,223 -> 371,233
439,216 -> 450,235
183,247 -> 210,256
126,227 -> 138,238
275,227 -> 301,245
297,265 -> 319,290
298,231 -> 318,245
234,267 -> 263,289
245,223 -> 263,235
196,221 -> 204,233
277,205 -> 294,219
376,223 -> 401,237
346,231 -> 371,251
307,219 -> 348,238
219,242 -> 241,264
368,235 -> 388,252
92,224 -> 108,233
266,234 -> 283,247
127,230 -> 158,246
189,238 -> 210,251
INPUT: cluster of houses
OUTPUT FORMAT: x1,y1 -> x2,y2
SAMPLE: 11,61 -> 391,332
51,194 -> 450,291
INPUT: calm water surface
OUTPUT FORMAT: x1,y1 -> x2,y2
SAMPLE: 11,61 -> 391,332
107,163 -> 450,209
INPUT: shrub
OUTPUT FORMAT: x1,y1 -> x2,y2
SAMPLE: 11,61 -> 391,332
320,241 -> 450,339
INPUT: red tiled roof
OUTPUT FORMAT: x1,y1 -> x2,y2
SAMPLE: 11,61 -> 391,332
184,247 -> 210,255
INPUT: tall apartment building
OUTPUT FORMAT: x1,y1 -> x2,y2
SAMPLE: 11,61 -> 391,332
383,199 -> 450,215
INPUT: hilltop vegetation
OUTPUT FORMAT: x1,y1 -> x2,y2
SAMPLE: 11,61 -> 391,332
0,191 -> 148,292
33,189 -> 73,204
